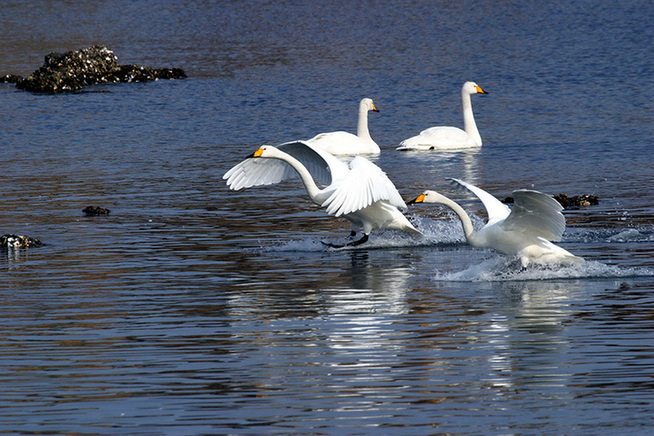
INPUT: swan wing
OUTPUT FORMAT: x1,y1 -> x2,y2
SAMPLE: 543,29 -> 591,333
323,156 -> 406,217
306,131 -> 368,155
398,127 -> 474,149
449,178 -> 510,224
223,140 -> 345,190
223,154 -> 296,190
278,140 -> 349,185
502,189 -> 566,241
307,131 -> 357,144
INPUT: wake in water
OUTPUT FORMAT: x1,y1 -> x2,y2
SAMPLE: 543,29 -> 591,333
565,225 -> 654,244
259,214 -> 465,252
434,255 -> 654,282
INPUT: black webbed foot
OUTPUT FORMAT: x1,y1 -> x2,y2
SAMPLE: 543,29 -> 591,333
321,233 -> 369,248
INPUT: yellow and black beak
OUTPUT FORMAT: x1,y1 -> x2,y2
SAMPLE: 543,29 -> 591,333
372,103 -> 380,113
248,148 -> 265,158
408,193 -> 426,205
476,85 -> 489,95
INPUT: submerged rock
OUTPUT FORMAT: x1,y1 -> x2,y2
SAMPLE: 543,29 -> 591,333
0,74 -> 22,83
553,193 -> 599,209
503,193 -> 599,209
9,45 -> 185,93
83,206 -> 111,216
1,234 -> 44,249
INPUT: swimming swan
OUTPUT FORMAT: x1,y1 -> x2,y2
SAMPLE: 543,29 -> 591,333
223,141 -> 420,246
306,98 -> 380,155
398,82 -> 488,151
409,178 -> 583,266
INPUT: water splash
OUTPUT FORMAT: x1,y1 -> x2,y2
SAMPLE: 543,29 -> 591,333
565,225 -> 654,244
435,256 -> 654,282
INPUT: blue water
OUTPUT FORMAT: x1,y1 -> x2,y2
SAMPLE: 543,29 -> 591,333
1,1 -> 654,435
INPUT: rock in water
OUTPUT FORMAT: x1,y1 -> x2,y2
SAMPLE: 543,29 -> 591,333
1,234 -> 44,249
553,194 -> 600,209
83,206 -> 111,216
13,45 -> 186,93
503,193 -> 599,209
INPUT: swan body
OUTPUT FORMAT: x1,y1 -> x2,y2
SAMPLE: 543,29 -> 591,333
410,178 -> 583,266
398,82 -> 488,151
306,98 -> 380,155
223,141 -> 420,245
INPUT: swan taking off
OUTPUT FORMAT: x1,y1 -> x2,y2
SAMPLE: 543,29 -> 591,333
409,178 -> 583,266
398,82 -> 488,151
223,141 -> 420,247
305,98 -> 380,155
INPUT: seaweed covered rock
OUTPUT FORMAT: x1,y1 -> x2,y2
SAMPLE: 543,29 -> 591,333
553,193 -> 599,209
12,45 -> 186,93
83,206 -> 111,216
503,193 -> 599,209
1,234 -> 44,249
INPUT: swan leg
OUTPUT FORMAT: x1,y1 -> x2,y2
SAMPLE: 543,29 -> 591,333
321,233 -> 369,248
348,233 -> 369,247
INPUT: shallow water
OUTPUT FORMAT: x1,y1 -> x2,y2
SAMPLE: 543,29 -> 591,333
1,1 -> 654,435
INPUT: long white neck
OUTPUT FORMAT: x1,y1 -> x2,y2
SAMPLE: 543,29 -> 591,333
272,152 -> 322,203
438,196 -> 480,246
356,104 -> 373,141
461,90 -> 482,146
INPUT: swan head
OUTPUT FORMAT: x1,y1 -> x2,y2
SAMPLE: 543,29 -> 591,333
360,97 -> 379,113
408,190 -> 450,205
463,81 -> 488,95
248,145 -> 278,159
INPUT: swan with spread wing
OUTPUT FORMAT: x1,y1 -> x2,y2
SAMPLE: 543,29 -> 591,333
410,178 -> 583,266
223,141 -> 420,246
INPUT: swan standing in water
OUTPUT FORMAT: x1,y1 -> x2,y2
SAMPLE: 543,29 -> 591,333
306,98 -> 380,155
223,141 -> 420,246
409,178 -> 583,266
398,82 -> 488,151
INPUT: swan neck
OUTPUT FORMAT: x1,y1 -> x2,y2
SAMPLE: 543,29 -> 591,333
461,91 -> 482,146
357,105 -> 372,140
275,153 -> 321,201
441,196 -> 477,243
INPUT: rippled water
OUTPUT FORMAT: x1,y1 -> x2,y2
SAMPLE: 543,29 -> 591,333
2,1 -> 654,434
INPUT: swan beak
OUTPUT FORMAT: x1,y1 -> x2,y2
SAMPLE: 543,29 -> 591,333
408,193 -> 426,204
476,85 -> 488,94
248,148 -> 265,158
372,103 -> 379,113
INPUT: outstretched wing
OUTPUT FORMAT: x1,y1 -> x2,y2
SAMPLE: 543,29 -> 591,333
502,189 -> 566,241
322,156 -> 406,217
449,178 -> 510,224
223,140 -> 344,190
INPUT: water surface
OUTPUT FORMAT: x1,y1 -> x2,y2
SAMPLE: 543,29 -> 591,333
1,1 -> 654,435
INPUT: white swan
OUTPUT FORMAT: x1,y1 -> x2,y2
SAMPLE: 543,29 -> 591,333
305,98 -> 380,155
397,82 -> 488,151
409,178 -> 583,266
223,141 -> 420,246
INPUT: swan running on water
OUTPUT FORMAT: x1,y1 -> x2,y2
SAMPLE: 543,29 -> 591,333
398,82 -> 488,151
306,98 -> 380,155
409,178 -> 583,266
223,141 -> 420,247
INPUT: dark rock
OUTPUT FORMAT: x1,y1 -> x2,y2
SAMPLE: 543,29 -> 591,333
1,74 -> 23,83
113,65 -> 186,82
553,193 -> 599,209
83,206 -> 111,216
1,234 -> 43,249
12,45 -> 185,93
502,194 -> 599,209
